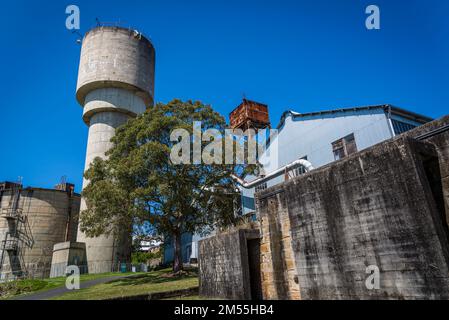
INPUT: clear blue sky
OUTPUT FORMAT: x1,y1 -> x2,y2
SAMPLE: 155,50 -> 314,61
1,0 -> 448,192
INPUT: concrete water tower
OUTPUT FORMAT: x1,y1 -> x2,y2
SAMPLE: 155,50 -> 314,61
76,26 -> 155,273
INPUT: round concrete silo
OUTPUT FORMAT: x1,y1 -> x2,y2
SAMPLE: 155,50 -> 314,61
75,26 -> 155,273
0,185 -> 80,279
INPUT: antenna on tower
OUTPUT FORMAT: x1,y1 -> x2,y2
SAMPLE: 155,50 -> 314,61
72,30 -> 83,44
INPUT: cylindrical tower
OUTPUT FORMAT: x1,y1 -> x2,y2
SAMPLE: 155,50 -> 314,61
0,183 -> 80,280
76,26 -> 155,273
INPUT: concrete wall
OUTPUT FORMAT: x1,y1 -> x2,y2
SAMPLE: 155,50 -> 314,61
256,135 -> 449,299
257,190 -> 301,300
50,242 -> 87,278
0,188 -> 80,279
199,229 -> 259,300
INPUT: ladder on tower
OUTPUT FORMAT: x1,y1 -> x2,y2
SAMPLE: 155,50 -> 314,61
0,184 -> 34,279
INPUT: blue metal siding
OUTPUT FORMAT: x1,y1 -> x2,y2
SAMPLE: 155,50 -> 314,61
163,232 -> 202,264
389,114 -> 424,135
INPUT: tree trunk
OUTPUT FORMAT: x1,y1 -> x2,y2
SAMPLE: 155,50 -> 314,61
172,230 -> 183,273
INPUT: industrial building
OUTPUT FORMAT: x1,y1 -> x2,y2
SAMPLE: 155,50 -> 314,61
3,22 -> 448,302
239,103 -> 432,216
166,99 -> 432,265
0,182 -> 80,280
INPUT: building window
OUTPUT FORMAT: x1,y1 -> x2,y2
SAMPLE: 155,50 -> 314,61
391,119 -> 416,135
294,156 -> 308,176
255,182 -> 267,193
241,195 -> 255,212
332,133 -> 358,160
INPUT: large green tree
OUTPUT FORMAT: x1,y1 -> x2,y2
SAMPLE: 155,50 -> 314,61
80,99 -> 246,272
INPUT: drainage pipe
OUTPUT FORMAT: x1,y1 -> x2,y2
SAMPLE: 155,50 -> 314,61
231,158 -> 314,189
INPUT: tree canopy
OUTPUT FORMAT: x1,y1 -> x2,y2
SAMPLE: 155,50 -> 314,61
80,99 -> 247,271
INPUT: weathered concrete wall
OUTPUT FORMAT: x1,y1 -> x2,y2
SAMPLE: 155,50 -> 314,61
76,26 -> 155,107
256,135 -> 449,299
50,242 -> 87,278
258,191 -> 300,299
0,188 -> 80,279
199,229 -> 259,300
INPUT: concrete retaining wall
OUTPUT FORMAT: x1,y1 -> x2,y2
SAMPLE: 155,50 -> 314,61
199,229 -> 259,300
256,136 -> 449,299
50,242 -> 87,277
257,190 -> 301,299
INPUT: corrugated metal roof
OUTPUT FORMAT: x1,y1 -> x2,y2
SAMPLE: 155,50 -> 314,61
276,104 -> 433,129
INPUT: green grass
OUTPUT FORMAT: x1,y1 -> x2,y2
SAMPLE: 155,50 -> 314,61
53,268 -> 199,300
0,272 -> 140,300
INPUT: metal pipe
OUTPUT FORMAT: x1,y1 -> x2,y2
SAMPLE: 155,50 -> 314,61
231,158 -> 314,189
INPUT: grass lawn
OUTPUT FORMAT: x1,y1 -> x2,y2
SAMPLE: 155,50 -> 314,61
0,272 -> 141,300
52,268 -> 199,300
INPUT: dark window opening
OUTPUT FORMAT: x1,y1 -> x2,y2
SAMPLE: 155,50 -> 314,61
332,133 -> 358,160
255,182 -> 268,193
421,154 -> 449,249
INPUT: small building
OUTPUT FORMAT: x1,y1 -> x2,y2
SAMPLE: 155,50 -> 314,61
139,240 -> 162,253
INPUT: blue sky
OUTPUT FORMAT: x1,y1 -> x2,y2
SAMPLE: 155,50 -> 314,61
1,0 -> 448,192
